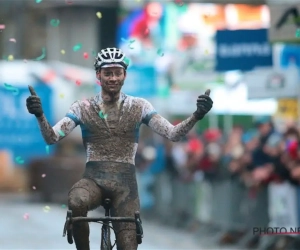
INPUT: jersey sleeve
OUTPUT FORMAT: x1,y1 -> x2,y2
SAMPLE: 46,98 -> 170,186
65,101 -> 82,126
140,98 -> 158,126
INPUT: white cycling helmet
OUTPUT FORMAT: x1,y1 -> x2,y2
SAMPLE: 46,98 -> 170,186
94,47 -> 129,71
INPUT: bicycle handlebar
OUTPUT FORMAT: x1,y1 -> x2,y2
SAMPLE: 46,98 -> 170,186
72,216 -> 136,223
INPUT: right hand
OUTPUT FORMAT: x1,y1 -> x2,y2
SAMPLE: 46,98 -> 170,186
26,85 -> 43,117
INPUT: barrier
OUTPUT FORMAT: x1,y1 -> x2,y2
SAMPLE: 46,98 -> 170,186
148,160 -> 300,249
210,177 -> 248,231
152,170 -> 174,224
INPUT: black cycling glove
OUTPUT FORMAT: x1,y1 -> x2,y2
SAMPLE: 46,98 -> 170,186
26,85 -> 44,117
193,89 -> 213,120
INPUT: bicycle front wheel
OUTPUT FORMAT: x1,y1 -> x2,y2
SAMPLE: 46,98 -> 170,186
101,223 -> 112,250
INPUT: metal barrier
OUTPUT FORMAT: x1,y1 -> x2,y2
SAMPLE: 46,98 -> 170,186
152,171 -> 173,224
210,177 -> 248,231
150,163 -> 300,249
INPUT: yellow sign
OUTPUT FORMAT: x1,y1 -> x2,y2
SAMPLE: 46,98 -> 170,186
275,99 -> 298,119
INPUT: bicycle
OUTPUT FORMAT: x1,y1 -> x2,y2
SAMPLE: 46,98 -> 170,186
63,198 -> 143,250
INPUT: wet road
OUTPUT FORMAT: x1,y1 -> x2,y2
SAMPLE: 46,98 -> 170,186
0,193 -> 209,250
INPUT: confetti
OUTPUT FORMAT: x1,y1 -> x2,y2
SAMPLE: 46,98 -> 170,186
73,43 -> 82,51
99,111 -> 108,119
61,204 -> 67,208
32,186 -> 36,190
59,93 -> 64,98
43,206 -> 51,213
4,83 -> 19,95
58,130 -> 65,136
46,145 -> 49,154
36,0 -> 42,2
96,12 -> 102,18
65,0 -> 73,4
50,19 -> 60,27
91,50 -> 97,56
75,80 -> 81,86
8,55 -> 14,61
61,50 -> 65,54
0,24 -> 5,31
83,52 -> 89,59
34,47 -> 46,61
96,80 -> 101,86
121,38 -> 135,49
157,49 -> 164,57
23,213 -> 30,220
15,156 -> 24,164
41,174 -> 46,178
128,39 -> 135,49
296,29 -> 300,38
9,38 -> 16,43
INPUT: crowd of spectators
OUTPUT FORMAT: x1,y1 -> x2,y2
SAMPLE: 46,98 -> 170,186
136,116 -> 300,249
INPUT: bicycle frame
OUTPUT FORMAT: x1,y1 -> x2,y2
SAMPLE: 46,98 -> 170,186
63,198 -> 143,250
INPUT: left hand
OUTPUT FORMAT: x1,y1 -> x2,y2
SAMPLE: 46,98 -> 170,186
193,89 -> 213,120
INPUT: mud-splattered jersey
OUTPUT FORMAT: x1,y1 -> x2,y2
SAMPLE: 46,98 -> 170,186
36,92 -> 198,165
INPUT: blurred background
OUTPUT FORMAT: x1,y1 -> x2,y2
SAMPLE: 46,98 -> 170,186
2,0 -> 300,249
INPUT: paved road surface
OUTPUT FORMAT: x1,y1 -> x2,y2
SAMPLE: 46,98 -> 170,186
0,193 -> 237,250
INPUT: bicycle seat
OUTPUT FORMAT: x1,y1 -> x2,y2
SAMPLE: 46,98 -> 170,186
103,198 -> 111,211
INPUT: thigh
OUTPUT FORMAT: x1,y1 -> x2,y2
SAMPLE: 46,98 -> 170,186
68,178 -> 103,212
110,186 -> 140,250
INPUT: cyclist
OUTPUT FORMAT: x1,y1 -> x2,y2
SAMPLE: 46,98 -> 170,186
26,47 -> 213,250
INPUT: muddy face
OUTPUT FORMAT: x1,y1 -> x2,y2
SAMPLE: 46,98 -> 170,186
96,67 -> 126,100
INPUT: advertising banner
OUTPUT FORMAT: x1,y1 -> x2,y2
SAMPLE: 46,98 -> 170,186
215,29 -> 273,72
0,84 -> 53,166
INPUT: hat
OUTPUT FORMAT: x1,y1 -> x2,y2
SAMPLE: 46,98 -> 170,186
253,116 -> 271,127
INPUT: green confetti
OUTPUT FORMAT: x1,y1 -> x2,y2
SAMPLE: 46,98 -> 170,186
296,29 -> 300,38
34,47 -> 46,61
58,130 -> 65,136
4,83 -> 19,95
46,145 -> 49,154
50,19 -> 60,27
61,204 -> 67,208
91,50 -> 97,56
73,43 -> 82,52
35,0 -> 42,3
15,156 -> 24,164
157,48 -> 164,57
99,111 -> 108,119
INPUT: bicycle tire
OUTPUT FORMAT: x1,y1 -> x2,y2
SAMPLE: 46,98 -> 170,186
100,223 -> 112,250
